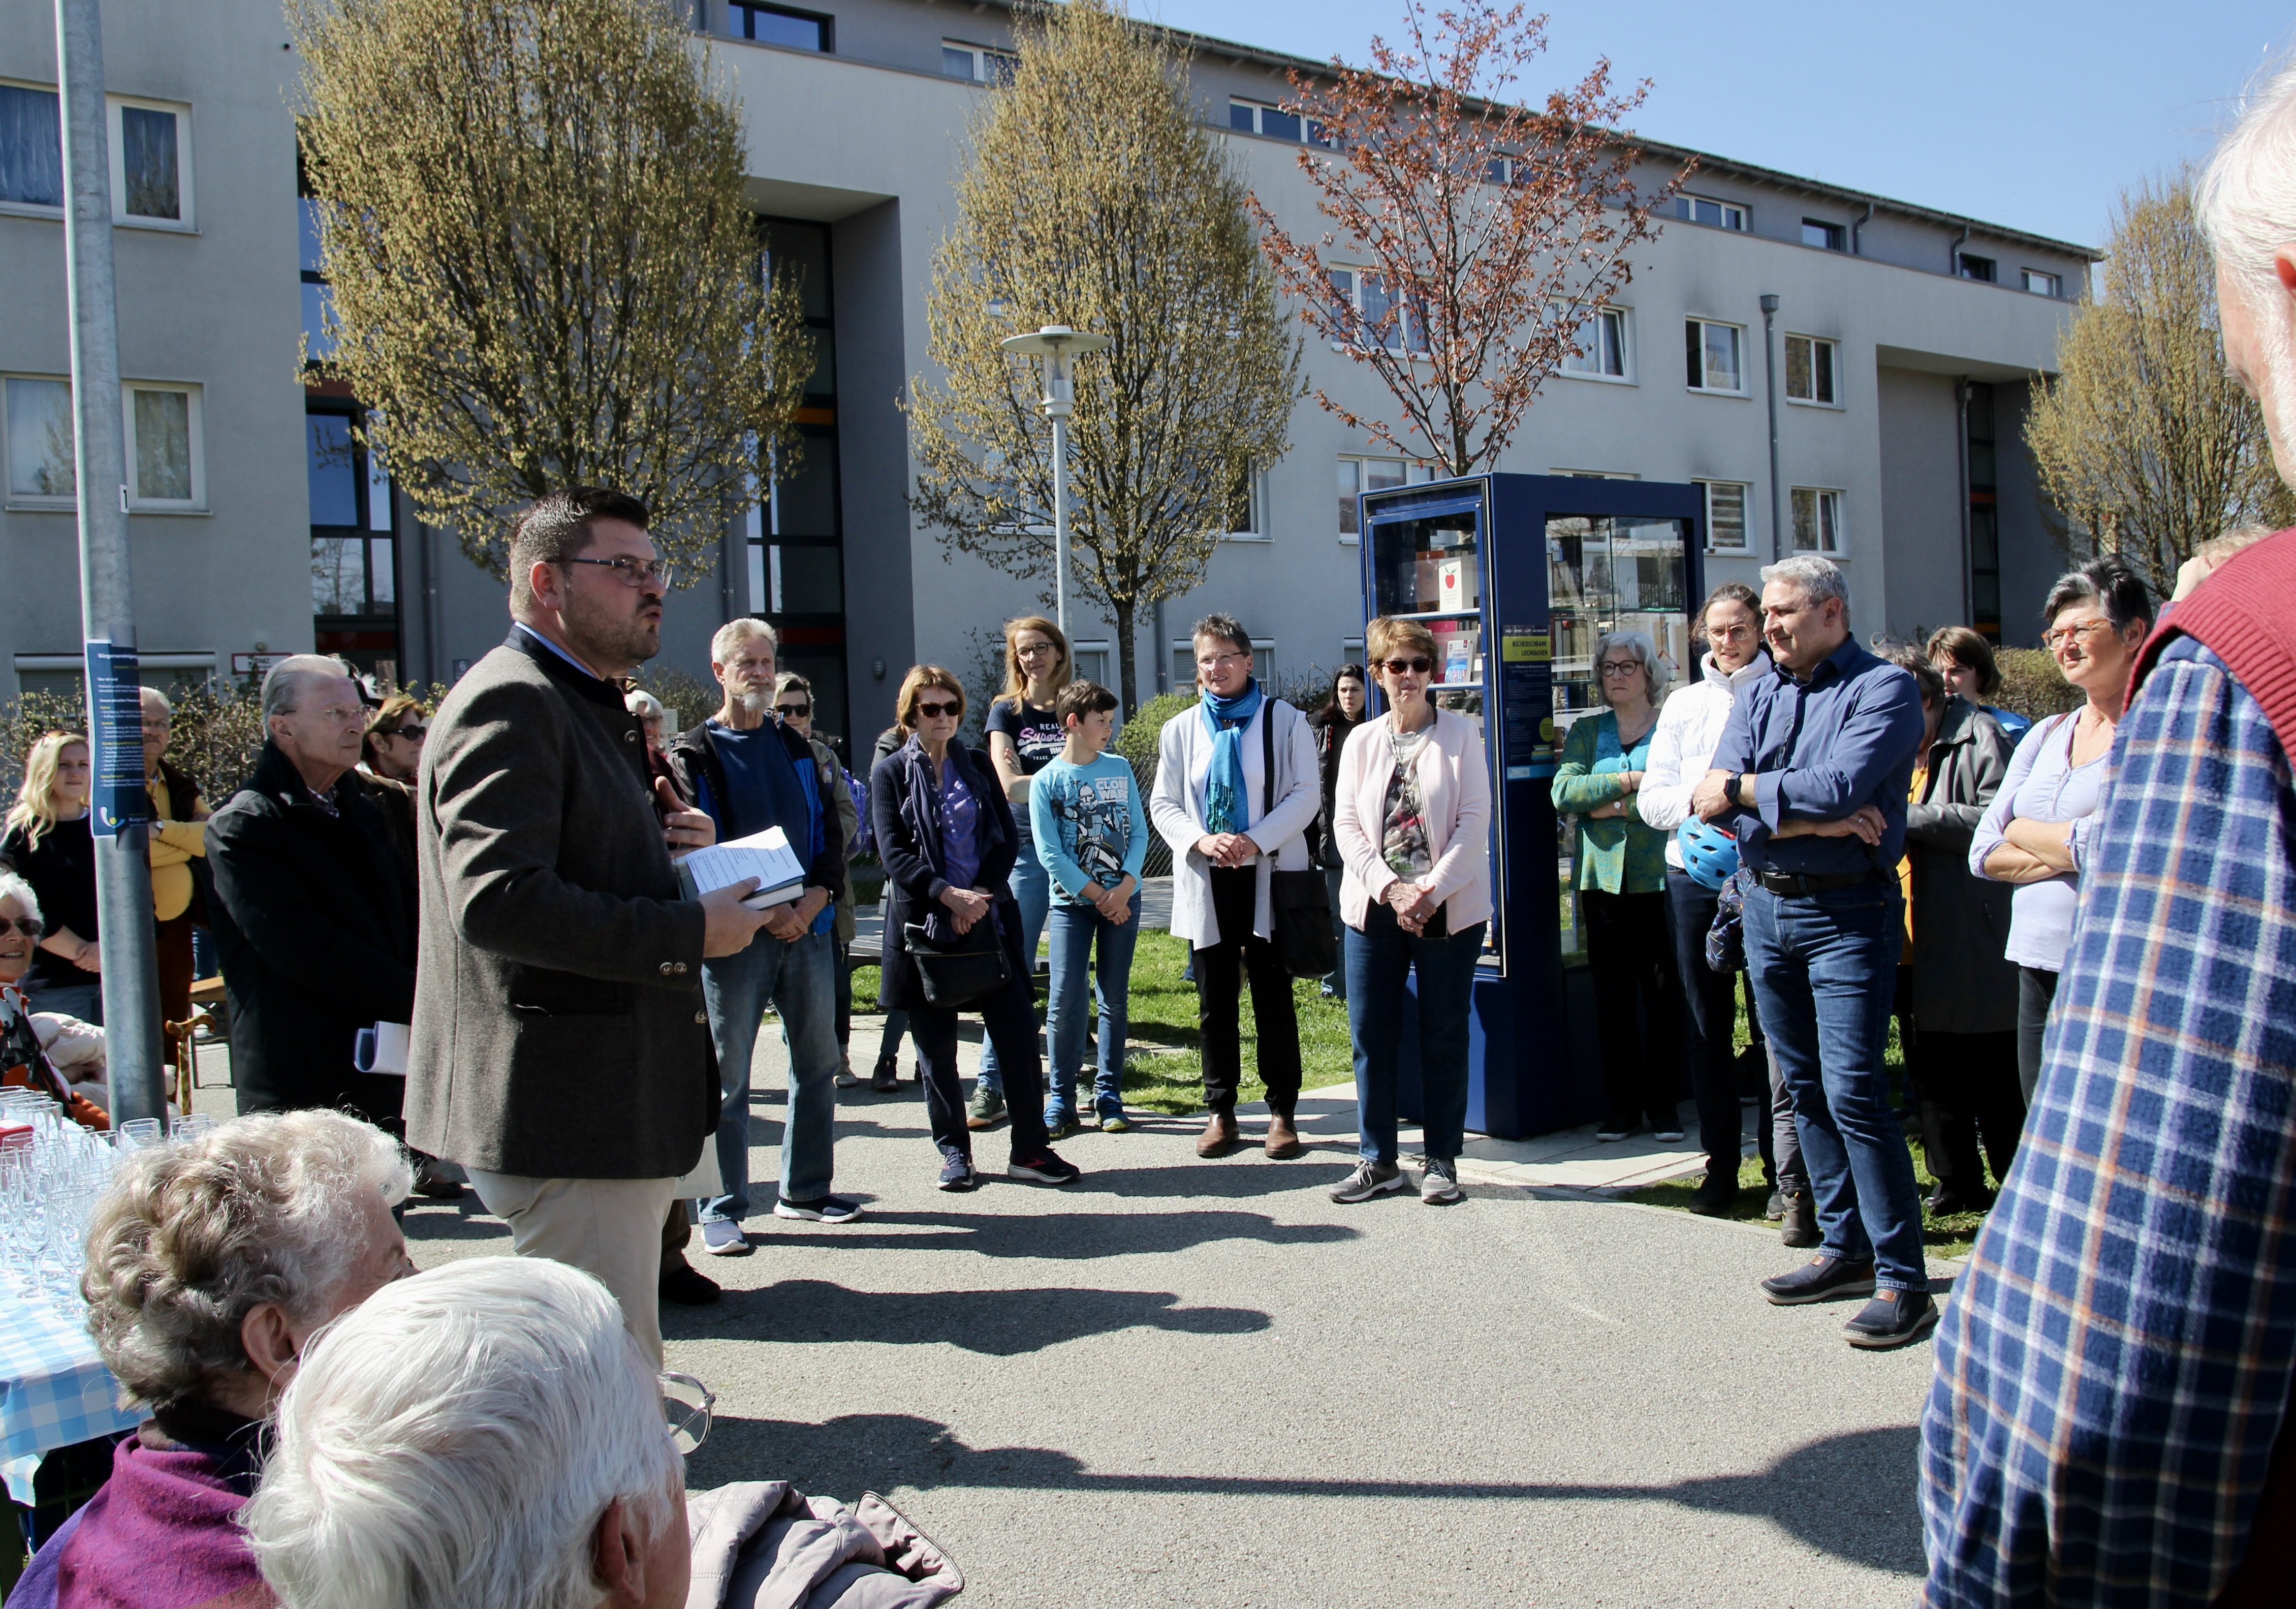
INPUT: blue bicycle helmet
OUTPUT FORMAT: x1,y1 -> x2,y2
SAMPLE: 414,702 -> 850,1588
1678,817 -> 1741,892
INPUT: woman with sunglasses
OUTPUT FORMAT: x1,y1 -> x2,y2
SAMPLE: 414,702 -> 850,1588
1971,557 -> 2152,1102
1554,629 -> 1685,1144
870,665 -> 1079,1192
360,693 -> 428,867
1327,618 -> 1491,1205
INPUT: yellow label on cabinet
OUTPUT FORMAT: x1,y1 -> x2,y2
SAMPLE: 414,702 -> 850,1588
1501,632 -> 1551,663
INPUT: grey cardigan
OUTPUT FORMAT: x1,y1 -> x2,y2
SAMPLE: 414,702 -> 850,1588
404,631 -> 714,1180
1903,696 -> 2019,1036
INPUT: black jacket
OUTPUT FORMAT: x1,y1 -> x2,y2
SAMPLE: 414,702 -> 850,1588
664,718 -> 846,899
869,735 -> 1023,1014
1306,707 -> 1363,869
206,741 -> 417,1123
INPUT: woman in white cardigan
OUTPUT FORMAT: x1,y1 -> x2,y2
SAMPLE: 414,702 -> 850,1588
1327,616 -> 1492,1206
1148,613 -> 1320,1160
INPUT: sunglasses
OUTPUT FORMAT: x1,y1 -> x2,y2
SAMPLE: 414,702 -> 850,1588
384,724 -> 427,742
915,699 -> 961,720
1381,657 -> 1433,676
0,918 -> 42,938
775,702 -> 810,718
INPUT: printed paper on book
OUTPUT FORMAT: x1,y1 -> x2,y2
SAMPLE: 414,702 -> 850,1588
678,826 -> 808,909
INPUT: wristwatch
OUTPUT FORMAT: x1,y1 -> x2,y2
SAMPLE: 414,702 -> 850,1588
1725,772 -> 1744,806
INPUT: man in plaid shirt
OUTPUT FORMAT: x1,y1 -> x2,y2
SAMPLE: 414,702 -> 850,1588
1921,69 -> 2296,1605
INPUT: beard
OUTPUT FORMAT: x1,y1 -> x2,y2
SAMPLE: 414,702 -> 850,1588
561,587 -> 661,672
735,688 -> 773,717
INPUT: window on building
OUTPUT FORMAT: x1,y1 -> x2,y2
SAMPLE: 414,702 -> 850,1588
1337,454 -> 1435,536
1229,98 -> 1330,147
1558,305 -> 1630,381
1784,334 -> 1838,406
1957,252 -> 1997,283
733,2 -> 830,50
109,98 -> 188,226
308,408 -> 394,628
1697,480 -> 1749,551
1800,218 -> 1845,252
1967,380 -> 2000,632
1224,460 -> 1269,538
1684,318 -> 1744,393
1342,636 -> 1365,667
1551,468 -> 1639,479
298,163 -> 335,364
1072,642 -> 1111,691
1665,193 -> 1747,231
941,40 -> 1017,83
129,384 -> 198,506
4,377 -> 75,501
2022,268 -> 2061,297
1790,487 -> 1842,554
1327,267 -> 1427,353
0,83 -> 63,210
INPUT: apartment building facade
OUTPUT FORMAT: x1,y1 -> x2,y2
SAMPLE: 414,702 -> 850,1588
1,0 -> 2097,744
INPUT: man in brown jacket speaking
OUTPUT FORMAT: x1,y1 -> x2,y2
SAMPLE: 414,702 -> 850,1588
405,487 -> 770,1365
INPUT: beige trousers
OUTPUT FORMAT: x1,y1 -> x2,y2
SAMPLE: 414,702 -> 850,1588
465,1170 -> 682,1369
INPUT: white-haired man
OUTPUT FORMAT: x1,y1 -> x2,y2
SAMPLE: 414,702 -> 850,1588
1920,76 -> 2296,1605
665,617 -> 858,1247
1692,554 -> 1932,1348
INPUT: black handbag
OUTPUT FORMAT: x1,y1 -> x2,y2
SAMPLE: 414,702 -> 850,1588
1262,709 -> 1339,980
903,913 -> 1011,1009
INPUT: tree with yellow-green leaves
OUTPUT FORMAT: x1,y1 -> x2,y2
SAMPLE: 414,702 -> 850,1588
907,0 -> 1302,714
290,0 -> 813,580
2027,173 -> 2295,604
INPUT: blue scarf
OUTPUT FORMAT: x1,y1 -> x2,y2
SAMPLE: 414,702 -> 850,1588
1199,679 -> 1264,835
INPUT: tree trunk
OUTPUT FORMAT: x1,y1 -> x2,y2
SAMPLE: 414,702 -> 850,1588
1113,596 -> 1139,717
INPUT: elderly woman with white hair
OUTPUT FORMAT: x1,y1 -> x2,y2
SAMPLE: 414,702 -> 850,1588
1553,629 -> 1686,1143
11,1110 -> 413,1609
0,870 -> 110,1125
245,1256 -> 962,1609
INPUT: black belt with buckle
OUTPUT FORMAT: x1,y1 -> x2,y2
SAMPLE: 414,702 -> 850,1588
1753,868 -> 1888,898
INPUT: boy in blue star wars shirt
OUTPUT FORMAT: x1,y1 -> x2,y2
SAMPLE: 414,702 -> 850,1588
1030,680 -> 1149,1135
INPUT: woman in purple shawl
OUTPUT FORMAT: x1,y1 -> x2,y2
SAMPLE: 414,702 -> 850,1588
14,1110 -> 414,1609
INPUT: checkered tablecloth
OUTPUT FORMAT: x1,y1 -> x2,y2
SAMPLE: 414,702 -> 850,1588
0,1295 -> 144,1503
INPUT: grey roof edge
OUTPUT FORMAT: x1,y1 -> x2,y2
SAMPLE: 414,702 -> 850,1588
949,0 -> 2102,263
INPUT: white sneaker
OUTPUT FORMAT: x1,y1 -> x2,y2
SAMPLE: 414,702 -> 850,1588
1652,1128 -> 1686,1144
1420,1158 -> 1464,1204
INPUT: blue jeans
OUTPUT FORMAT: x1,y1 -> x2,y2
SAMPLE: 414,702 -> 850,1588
1044,892 -> 1141,1121
700,928 -> 841,1220
977,816 -> 1049,1095
1742,880 -> 1928,1293
1345,903 -> 1485,1164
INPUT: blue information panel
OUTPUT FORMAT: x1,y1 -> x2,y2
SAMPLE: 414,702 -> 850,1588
83,640 -> 148,839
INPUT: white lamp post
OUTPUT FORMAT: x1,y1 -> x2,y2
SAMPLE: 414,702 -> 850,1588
999,325 -> 1109,638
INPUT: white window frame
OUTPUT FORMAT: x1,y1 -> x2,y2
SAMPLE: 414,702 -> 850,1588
1338,452 -> 1436,542
1669,193 -> 1748,232
1789,486 -> 1844,555
1071,640 -> 1111,690
124,380 -> 205,511
1341,636 -> 1365,663
1550,468 -> 1639,480
107,95 -> 192,230
1783,333 -> 1841,408
1556,304 -> 1633,384
0,79 -> 64,221
1326,266 -> 1427,355
2022,268 -> 2062,297
940,40 -> 1016,83
1223,461 -> 1271,541
1228,97 -> 1329,147
1684,316 -> 1747,395
3,374 -> 76,507
1696,479 -> 1750,552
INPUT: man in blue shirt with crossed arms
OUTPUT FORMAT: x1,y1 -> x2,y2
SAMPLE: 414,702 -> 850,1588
1694,553 -> 1931,1348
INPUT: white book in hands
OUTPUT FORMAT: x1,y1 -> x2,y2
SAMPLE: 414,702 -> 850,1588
676,826 -> 809,910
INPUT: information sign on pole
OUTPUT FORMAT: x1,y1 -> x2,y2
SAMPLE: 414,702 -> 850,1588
83,639 -> 150,839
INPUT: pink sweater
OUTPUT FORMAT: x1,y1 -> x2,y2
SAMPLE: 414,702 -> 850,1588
1331,710 -> 1493,933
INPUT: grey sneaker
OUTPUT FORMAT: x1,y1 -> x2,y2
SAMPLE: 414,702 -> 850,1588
833,1055 -> 858,1090
1330,1159 -> 1407,1203
965,1087 -> 1007,1130
1420,1158 -> 1463,1204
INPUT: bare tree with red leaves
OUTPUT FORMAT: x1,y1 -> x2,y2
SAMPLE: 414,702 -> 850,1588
1251,2 -> 1687,476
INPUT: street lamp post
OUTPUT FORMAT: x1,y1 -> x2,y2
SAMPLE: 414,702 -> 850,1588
1759,294 -> 1783,562
999,325 -> 1110,639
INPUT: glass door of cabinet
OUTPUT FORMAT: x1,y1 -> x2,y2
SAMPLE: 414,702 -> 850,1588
1546,513 -> 1691,961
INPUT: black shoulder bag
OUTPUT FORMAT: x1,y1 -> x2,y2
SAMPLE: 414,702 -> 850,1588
1262,704 -> 1339,979
901,750 -> 1013,1009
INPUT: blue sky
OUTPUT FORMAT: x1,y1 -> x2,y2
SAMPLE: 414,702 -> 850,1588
1139,0 -> 2296,251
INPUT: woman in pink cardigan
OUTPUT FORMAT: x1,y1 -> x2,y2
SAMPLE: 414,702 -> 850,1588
1327,616 -> 1493,1206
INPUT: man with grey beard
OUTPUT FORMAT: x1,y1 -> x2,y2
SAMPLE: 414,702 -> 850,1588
1919,68 -> 2296,1607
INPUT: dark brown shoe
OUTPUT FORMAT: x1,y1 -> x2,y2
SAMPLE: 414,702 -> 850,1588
1263,1114 -> 1303,1159
1196,1110 -> 1241,1157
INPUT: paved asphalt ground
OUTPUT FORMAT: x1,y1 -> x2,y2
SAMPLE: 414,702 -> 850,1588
396,1046 -> 1940,1608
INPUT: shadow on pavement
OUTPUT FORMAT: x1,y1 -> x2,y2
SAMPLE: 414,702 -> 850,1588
688,1413 -> 1924,1575
674,1279 -> 1268,1355
752,1207 -> 1356,1260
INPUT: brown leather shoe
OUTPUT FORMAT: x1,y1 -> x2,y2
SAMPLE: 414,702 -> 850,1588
1196,1110 -> 1241,1157
1263,1114 -> 1303,1159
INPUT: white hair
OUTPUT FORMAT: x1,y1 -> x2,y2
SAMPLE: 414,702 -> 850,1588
245,1257 -> 680,1609
2200,61 -> 2296,446
138,685 -> 172,716
711,616 -> 777,664
1592,629 -> 1668,704
260,654 -> 355,723
1760,553 -> 1851,613
79,1110 -> 412,1413
0,870 -> 39,926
